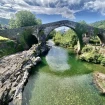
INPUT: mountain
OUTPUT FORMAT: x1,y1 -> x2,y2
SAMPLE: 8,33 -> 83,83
90,20 -> 105,29
0,17 -> 9,25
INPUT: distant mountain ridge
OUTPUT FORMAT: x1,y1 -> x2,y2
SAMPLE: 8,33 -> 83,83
90,20 -> 105,29
0,17 -> 9,25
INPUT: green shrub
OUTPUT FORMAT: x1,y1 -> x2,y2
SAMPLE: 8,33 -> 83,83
101,58 -> 105,66
19,28 -> 33,49
89,39 -> 100,44
98,55 -> 104,62
6,40 -> 16,47
82,46 -> 93,53
53,29 -> 78,48
0,39 -> 24,58
55,40 -> 60,46
80,51 -> 101,64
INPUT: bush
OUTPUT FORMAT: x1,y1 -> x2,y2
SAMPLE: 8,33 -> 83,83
80,51 -> 101,64
0,39 -> 24,58
55,40 -> 60,46
19,29 -> 34,49
101,58 -> 105,66
53,29 -> 78,48
82,46 -> 93,53
98,55 -> 104,62
80,44 -> 105,66
89,39 -> 100,44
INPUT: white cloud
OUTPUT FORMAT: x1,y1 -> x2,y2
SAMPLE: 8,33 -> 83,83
0,0 -> 82,19
1,0 -> 105,20
84,0 -> 105,15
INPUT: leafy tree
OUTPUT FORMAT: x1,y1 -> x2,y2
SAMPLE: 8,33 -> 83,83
64,29 -> 78,47
47,30 -> 56,39
0,24 -> 2,29
9,10 -> 42,29
9,18 -> 16,29
53,29 -> 78,47
36,19 -> 42,25
79,20 -> 87,25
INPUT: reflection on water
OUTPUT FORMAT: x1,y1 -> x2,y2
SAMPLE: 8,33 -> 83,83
46,46 -> 70,72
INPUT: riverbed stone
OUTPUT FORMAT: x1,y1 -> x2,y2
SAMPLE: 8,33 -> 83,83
0,43 -> 49,105
94,72 -> 105,94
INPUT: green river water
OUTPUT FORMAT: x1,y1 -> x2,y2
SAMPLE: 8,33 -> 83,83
22,41 -> 105,105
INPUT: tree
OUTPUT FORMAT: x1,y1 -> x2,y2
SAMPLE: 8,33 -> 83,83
0,24 -> 2,29
53,29 -> 78,47
9,18 -> 16,29
9,10 -> 42,29
79,20 -> 87,25
47,30 -> 56,39
36,19 -> 42,25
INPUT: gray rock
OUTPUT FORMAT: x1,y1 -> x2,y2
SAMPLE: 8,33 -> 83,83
0,43 -> 49,105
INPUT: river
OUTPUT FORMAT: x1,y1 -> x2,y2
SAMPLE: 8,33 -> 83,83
22,40 -> 105,105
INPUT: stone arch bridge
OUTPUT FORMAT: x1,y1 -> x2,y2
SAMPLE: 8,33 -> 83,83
0,20 -> 105,49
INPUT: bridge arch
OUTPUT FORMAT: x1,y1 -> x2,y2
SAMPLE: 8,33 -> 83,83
38,22 -> 81,51
44,25 -> 76,36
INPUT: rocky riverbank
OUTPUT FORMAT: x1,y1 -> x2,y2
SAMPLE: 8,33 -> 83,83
93,72 -> 105,94
0,43 -> 49,105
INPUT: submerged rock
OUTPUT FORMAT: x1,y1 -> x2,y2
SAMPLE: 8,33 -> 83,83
93,72 -> 105,94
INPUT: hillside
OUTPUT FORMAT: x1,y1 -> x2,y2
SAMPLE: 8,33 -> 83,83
90,20 -> 105,29
0,17 -> 9,25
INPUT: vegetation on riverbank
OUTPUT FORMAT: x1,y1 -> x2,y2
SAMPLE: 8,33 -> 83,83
0,36 -> 23,58
52,29 -> 78,48
79,45 -> 105,66
48,26 -> 105,67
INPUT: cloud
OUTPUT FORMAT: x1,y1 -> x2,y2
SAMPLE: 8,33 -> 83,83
0,0 -> 82,19
14,6 -> 76,19
1,0 -> 105,20
84,0 -> 105,15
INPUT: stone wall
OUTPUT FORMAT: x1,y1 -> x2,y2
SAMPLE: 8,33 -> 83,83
0,26 -> 38,41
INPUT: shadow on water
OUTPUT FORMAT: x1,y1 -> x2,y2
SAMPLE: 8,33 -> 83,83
100,93 -> 105,97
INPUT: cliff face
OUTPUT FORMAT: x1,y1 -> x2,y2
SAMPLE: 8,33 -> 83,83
0,43 -> 49,105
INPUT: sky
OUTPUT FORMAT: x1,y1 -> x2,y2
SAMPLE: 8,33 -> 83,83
0,0 -> 105,24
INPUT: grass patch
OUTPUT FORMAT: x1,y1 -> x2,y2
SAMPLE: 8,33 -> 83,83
0,36 -> 9,41
0,36 -> 23,58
